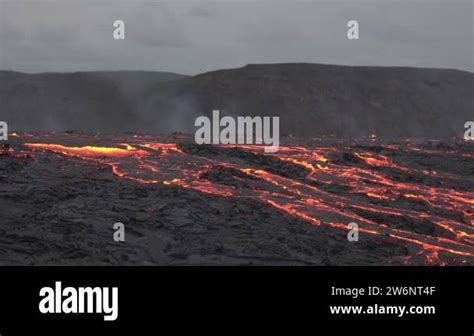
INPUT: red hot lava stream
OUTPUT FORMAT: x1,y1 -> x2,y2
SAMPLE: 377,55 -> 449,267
12,133 -> 474,265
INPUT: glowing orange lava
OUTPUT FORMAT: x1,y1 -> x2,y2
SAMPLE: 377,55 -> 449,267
17,135 -> 474,265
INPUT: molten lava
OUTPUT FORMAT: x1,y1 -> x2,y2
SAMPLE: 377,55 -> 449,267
4,132 -> 472,265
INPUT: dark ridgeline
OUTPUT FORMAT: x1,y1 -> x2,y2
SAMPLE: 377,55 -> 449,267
0,63 -> 472,137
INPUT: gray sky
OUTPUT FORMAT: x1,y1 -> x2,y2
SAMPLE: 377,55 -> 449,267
0,0 -> 472,75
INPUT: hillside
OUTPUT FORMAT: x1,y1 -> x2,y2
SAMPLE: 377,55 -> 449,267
1,64 -> 472,136
0,70 -> 187,132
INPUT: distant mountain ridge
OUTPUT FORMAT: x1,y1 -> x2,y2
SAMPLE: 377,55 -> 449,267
1,64 -> 472,137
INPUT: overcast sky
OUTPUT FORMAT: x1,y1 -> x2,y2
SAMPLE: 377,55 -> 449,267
0,0 -> 472,75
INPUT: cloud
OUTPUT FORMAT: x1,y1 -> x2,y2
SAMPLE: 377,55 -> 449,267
0,0 -> 472,74
126,3 -> 193,48
186,6 -> 215,18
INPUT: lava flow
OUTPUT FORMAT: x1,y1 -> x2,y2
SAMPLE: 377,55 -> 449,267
2,133 -> 474,265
